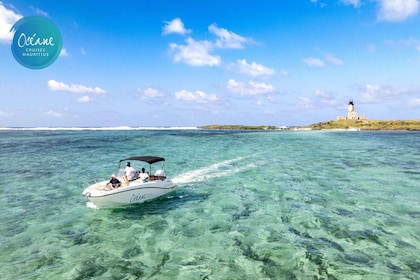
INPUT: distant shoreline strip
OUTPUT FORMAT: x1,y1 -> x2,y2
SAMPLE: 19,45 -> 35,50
0,126 -> 199,131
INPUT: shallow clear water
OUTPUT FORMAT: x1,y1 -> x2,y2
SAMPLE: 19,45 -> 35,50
0,129 -> 419,279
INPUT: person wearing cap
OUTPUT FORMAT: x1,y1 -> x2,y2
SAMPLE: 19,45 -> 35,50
124,162 -> 137,182
107,174 -> 121,189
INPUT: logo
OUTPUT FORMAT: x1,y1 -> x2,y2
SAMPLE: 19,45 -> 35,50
10,16 -> 62,69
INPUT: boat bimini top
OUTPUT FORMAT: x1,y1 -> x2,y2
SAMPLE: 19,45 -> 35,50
119,156 -> 165,165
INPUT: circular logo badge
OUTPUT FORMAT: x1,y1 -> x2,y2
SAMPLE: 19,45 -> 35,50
10,16 -> 62,69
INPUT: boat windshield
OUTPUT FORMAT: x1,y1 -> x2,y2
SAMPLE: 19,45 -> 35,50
116,169 -> 125,179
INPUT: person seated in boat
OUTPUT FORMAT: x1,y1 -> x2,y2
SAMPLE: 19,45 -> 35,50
124,162 -> 137,183
139,167 -> 149,181
106,174 -> 121,189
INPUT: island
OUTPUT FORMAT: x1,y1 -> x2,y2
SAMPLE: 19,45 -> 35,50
302,119 -> 420,130
198,125 -> 278,130
200,100 -> 419,131
199,120 -> 420,131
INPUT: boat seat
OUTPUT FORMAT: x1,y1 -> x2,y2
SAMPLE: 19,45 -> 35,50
150,170 -> 166,181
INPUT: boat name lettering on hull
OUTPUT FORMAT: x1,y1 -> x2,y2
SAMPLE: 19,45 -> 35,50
130,193 -> 148,203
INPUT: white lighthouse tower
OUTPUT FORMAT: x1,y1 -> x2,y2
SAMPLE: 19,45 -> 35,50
337,100 -> 366,120
347,100 -> 357,120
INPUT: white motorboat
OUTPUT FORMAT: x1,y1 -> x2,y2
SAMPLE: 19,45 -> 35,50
82,156 -> 176,208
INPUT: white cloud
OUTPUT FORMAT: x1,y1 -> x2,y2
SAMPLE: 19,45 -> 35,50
0,2 -> 22,44
227,79 -> 275,96
166,22 -> 251,67
60,48 -> 69,57
341,0 -> 361,8
280,69 -> 289,76
315,90 -> 337,105
77,95 -> 93,103
0,110 -> 13,117
175,89 -> 218,103
325,54 -> 344,65
138,87 -> 166,99
170,37 -> 221,66
297,97 -> 314,109
311,49 -> 344,66
43,110 -> 63,118
303,57 -> 325,67
29,5 -> 48,17
408,98 -> 420,107
296,90 -> 337,111
162,18 -> 191,35
310,0 -> 327,8
209,23 -> 247,49
235,59 -> 275,77
360,84 -> 406,103
303,51 -> 343,67
384,37 -> 420,50
48,80 -> 106,95
377,0 -> 419,22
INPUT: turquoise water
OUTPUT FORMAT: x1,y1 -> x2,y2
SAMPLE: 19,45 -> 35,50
0,129 -> 419,279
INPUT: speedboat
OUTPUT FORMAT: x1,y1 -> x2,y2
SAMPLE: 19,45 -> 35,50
82,156 -> 176,208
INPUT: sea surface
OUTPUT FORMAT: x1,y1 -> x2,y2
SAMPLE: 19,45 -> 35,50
0,128 -> 419,279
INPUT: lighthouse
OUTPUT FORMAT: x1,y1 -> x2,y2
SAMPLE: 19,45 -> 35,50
337,100 -> 366,120
347,100 -> 357,120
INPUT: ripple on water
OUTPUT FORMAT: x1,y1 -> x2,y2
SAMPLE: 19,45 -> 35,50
1,130 -> 419,279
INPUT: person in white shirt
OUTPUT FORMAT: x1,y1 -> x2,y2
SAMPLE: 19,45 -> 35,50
124,162 -> 137,181
139,167 -> 149,181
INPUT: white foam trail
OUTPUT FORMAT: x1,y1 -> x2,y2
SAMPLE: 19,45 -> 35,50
172,157 -> 255,185
86,202 -> 99,209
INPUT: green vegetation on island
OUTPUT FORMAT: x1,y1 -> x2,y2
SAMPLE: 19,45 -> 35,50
198,125 -> 277,130
303,119 -> 420,130
199,120 -> 420,131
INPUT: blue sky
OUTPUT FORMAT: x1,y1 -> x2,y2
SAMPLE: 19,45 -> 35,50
1,0 -> 420,127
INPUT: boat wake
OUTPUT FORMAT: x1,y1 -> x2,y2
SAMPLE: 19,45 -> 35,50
86,202 -> 99,209
172,157 -> 255,185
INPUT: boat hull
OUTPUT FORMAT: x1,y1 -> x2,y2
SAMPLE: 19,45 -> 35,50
82,179 -> 176,208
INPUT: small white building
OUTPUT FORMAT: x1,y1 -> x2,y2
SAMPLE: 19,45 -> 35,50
337,100 -> 366,120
